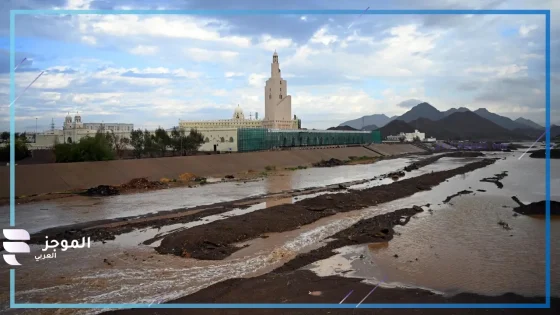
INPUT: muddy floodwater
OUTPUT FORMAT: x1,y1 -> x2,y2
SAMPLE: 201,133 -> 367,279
1,150 -> 558,314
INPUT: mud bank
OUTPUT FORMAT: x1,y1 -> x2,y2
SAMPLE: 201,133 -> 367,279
480,171 -> 508,189
513,200 -> 560,216
273,206 -> 424,273
108,270 -> 557,315
404,151 -> 484,172
156,158 -> 497,260
529,149 -> 560,159
108,206 -> 558,315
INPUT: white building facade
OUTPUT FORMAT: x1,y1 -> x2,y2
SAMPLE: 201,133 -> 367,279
386,130 -> 429,142
34,113 -> 133,148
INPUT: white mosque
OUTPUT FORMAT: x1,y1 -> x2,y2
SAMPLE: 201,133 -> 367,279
33,51 -> 373,152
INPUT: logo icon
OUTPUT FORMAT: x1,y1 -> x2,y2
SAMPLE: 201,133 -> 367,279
3,229 -> 30,266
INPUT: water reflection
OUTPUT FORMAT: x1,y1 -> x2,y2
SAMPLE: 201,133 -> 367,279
265,172 -> 294,208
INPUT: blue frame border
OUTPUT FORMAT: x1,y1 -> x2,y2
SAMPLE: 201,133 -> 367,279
8,9 -> 551,309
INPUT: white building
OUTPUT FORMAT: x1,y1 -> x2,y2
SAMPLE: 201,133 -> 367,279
178,51 -> 300,152
34,113 -> 133,148
386,130 -> 429,142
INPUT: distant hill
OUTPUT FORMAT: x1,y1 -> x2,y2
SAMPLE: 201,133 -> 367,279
473,108 -> 530,131
515,117 -> 543,130
338,102 -> 546,140
361,124 -> 379,131
551,125 -> 560,138
397,102 -> 444,122
380,112 -> 531,141
443,107 -> 471,116
338,114 -> 393,129
377,120 -> 415,139
437,111 -> 525,140
327,125 -> 357,131
407,117 -> 459,140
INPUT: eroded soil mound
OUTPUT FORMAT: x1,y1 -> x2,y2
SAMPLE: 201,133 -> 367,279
513,200 -> 560,215
82,185 -> 119,196
529,149 -> 560,159
312,158 -> 345,167
120,177 -> 167,190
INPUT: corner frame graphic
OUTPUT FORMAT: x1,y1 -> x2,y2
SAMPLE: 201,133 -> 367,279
8,9 -> 551,310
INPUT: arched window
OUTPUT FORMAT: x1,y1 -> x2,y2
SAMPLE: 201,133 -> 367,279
67,137 -> 72,143
279,95 -> 282,99
220,137 -> 225,143
229,137 -> 234,143
269,94 -> 271,99
204,137 -> 209,143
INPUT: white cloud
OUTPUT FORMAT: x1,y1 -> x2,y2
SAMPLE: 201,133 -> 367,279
86,15 -> 252,47
257,34 -> 294,52
519,24 -> 538,37
300,16 -> 308,21
310,27 -> 338,46
248,73 -> 268,87
129,45 -> 159,56
81,35 -> 97,45
465,64 -> 528,78
184,48 -> 239,62
225,72 -> 244,78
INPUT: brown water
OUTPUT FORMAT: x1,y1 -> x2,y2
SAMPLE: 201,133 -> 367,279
1,151 -> 558,313
309,151 -> 560,298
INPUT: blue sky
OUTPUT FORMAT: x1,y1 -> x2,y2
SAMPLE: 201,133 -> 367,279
0,0 -> 558,132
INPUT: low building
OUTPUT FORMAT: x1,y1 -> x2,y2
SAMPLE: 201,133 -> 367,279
34,113 -> 133,148
386,130 -> 430,143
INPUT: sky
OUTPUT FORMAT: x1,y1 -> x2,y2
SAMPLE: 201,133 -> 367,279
0,0 -> 559,132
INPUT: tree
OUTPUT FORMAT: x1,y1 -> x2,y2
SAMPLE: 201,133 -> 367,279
0,138 -> 31,162
19,132 -> 27,142
413,136 -> 421,143
0,132 -> 9,142
170,127 -> 186,156
398,135 -> 405,143
143,129 -> 157,158
53,132 -> 114,163
105,130 -> 130,158
130,129 -> 144,158
154,127 -> 171,157
183,128 -> 205,154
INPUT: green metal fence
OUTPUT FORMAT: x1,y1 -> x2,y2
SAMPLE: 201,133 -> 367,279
237,128 -> 381,152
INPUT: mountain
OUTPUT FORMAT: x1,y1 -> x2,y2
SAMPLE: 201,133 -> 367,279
443,107 -> 471,116
473,108 -> 529,131
396,102 -> 445,122
514,117 -> 543,130
361,124 -> 379,131
338,114 -> 393,129
406,117 -> 459,140
376,120 -> 415,139
437,111 -> 524,140
327,125 -> 357,131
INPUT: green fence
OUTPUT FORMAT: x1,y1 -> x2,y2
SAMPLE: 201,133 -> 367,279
237,128 -> 381,152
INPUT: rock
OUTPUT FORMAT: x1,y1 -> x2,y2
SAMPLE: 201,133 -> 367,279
393,254 -> 399,258
224,175 -> 235,179
413,205 -> 423,212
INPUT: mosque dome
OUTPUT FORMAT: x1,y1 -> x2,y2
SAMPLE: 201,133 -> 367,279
233,105 -> 245,120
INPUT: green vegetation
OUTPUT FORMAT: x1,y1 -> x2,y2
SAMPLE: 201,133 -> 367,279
0,138 -> 31,162
284,165 -> 308,171
264,165 -> 276,171
53,127 -> 205,163
129,127 -> 205,158
54,131 -> 115,163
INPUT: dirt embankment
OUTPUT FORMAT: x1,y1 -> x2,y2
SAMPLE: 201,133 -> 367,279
156,158 -> 497,260
529,149 -> 560,159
